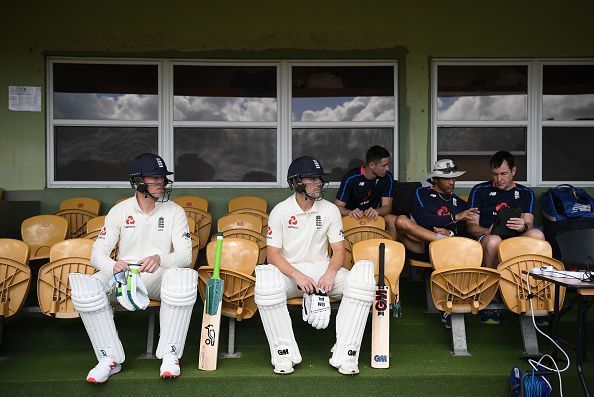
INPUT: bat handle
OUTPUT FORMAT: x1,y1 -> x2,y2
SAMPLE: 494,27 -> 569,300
214,233 -> 223,278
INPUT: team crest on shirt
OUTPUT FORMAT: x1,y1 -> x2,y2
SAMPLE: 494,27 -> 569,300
158,216 -> 165,231
124,216 -> 135,229
315,215 -> 322,229
514,191 -> 520,200
453,198 -> 458,206
288,216 -> 299,229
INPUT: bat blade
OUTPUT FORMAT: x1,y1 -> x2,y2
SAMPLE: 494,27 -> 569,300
371,242 -> 390,368
198,234 -> 224,371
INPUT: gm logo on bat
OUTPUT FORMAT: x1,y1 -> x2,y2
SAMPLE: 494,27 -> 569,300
375,289 -> 388,314
374,355 -> 388,363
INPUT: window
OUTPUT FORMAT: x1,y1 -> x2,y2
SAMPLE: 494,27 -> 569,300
432,60 -> 594,186
48,59 -> 398,187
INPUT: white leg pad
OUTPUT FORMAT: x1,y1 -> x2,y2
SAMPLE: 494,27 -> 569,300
330,260 -> 375,372
156,268 -> 198,359
69,273 -> 125,363
255,265 -> 302,367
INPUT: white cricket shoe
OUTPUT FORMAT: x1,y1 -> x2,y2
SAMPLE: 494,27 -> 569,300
273,358 -> 294,375
86,356 -> 121,383
329,358 -> 359,376
160,352 -> 180,379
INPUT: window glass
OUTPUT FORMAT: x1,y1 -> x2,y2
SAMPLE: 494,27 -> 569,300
437,65 -> 528,121
542,65 -> 594,121
542,127 -> 594,181
53,63 -> 158,120
174,65 -> 277,121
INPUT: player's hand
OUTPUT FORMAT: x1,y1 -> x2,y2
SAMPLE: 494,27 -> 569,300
433,227 -> 453,237
113,260 -> 129,274
363,207 -> 379,220
455,208 -> 480,222
349,208 -> 364,219
317,268 -> 338,293
506,217 -> 525,232
293,272 -> 319,294
138,254 -> 161,273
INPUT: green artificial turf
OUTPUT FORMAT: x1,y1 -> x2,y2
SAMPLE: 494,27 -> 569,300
0,277 -> 591,396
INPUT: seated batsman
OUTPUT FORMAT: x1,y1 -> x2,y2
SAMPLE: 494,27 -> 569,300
256,156 -> 375,375
395,159 -> 478,260
69,153 -> 197,383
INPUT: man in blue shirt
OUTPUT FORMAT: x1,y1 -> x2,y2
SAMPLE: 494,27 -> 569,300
395,159 -> 478,260
467,151 -> 545,268
335,146 -> 397,237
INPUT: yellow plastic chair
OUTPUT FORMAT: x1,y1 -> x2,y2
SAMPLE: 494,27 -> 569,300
342,216 -> 385,232
226,208 -> 269,235
342,226 -> 393,269
37,238 -> 97,318
497,254 -> 565,356
352,239 -> 406,308
498,237 -> 553,263
217,213 -> 263,234
21,215 -> 69,261
228,196 -> 268,213
54,198 -> 100,238
81,216 -> 106,240
59,197 -> 101,215
429,237 -> 500,355
181,207 -> 212,250
174,195 -> 209,212
0,239 -> 31,319
198,238 -> 260,357
187,217 -> 200,268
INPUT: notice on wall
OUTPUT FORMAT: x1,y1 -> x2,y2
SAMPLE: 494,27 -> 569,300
9,86 -> 41,112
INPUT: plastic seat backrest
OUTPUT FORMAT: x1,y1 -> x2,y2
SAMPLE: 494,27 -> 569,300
0,238 -> 31,265
206,238 -> 259,274
228,196 -> 267,213
86,216 -> 106,234
342,216 -> 385,232
21,215 -> 69,259
352,239 -> 406,301
216,229 -> 267,264
174,195 -> 209,212
182,208 -> 212,250
429,237 -> 483,270
218,213 -> 263,234
556,228 -> 594,270
497,254 -> 565,315
343,227 -> 393,269
498,237 -> 552,263
49,238 -> 95,262
59,197 -> 101,215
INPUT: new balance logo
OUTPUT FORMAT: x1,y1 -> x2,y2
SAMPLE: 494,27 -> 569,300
489,192 -> 497,196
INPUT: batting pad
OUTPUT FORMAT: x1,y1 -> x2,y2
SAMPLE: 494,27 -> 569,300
69,273 -> 125,363
255,265 -> 302,367
156,268 -> 198,359
330,260 -> 375,368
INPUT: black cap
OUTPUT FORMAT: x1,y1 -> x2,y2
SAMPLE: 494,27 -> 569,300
129,153 -> 173,178
287,156 -> 328,182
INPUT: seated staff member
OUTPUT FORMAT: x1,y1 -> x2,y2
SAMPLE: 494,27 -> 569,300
467,150 -> 545,269
395,159 -> 478,260
335,145 -> 397,237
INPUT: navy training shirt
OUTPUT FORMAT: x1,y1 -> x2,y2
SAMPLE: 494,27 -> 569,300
410,186 -> 470,233
468,181 -> 535,228
336,167 -> 393,211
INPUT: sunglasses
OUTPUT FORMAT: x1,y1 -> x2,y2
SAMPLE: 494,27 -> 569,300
434,164 -> 459,174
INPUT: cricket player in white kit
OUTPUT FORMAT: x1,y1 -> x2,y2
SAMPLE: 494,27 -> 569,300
256,156 -> 375,375
69,153 -> 198,383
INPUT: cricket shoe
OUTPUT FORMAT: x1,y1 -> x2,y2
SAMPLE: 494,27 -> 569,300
273,358 -> 294,375
86,356 -> 121,383
329,357 -> 359,375
160,352 -> 180,379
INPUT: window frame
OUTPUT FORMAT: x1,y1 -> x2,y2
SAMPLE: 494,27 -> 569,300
47,57 -> 399,188
432,58 -> 594,188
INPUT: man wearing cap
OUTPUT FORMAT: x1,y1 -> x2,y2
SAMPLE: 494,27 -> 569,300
255,156 -> 375,376
69,153 -> 197,383
467,151 -> 544,325
395,159 -> 479,260
335,145 -> 397,237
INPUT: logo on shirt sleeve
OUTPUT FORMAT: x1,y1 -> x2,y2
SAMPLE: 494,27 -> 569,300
98,226 -> 107,240
266,225 -> 273,239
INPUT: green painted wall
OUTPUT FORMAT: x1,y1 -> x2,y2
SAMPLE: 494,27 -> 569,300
1,1 -> 594,212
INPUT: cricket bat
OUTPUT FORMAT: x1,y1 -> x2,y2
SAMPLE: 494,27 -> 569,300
371,242 -> 390,368
198,233 -> 224,371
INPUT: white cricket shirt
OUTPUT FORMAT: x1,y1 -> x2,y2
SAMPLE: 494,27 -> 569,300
91,196 -> 192,273
266,194 -> 344,265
